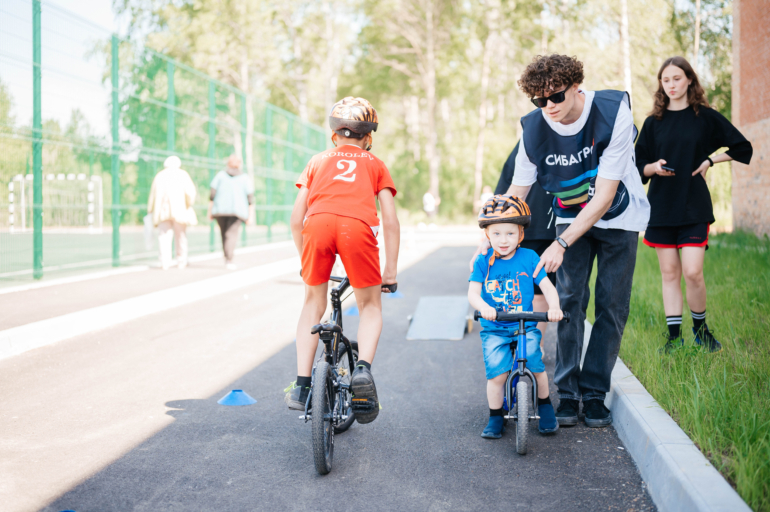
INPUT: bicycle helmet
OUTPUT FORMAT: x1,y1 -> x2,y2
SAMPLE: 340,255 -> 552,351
478,194 -> 531,229
478,195 -> 531,274
329,97 -> 378,150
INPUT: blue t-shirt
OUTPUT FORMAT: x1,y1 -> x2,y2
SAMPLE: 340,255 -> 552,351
469,247 -> 547,331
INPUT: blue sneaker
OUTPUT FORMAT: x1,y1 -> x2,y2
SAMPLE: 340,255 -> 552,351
481,416 -> 505,439
693,326 -> 722,353
538,403 -> 559,434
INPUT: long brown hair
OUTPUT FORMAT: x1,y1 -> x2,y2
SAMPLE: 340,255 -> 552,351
651,56 -> 709,120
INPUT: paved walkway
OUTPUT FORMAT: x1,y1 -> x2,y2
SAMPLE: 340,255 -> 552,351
0,239 -> 655,511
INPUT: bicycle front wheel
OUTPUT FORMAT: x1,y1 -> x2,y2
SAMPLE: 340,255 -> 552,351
515,379 -> 529,455
311,361 -> 334,474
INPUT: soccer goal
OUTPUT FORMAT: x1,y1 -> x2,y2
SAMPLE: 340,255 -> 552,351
7,173 -> 104,233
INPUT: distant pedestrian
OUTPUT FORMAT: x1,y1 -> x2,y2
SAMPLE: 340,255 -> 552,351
207,154 -> 255,270
147,155 -> 198,270
635,56 -> 752,353
479,185 -> 494,207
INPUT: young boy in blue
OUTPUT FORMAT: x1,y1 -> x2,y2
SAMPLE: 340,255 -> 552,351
468,195 -> 562,439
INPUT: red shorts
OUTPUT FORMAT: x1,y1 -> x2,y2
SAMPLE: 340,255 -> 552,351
301,213 -> 381,288
643,223 -> 710,249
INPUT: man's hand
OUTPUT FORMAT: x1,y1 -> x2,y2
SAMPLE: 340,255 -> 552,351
534,240 -> 565,276
470,236 -> 491,272
479,305 -> 497,321
547,307 -> 564,322
692,159 -> 710,179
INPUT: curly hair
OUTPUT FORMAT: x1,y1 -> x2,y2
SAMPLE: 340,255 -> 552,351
518,54 -> 585,98
651,56 -> 709,120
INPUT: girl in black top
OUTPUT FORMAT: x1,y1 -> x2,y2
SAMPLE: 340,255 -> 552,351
635,56 -> 752,353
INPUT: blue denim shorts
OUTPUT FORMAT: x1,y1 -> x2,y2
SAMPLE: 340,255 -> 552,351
480,326 -> 544,379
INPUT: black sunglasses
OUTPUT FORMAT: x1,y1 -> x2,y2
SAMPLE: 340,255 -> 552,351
530,85 -> 572,108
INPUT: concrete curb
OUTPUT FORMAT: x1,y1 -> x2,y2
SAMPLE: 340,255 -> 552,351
606,358 -> 751,512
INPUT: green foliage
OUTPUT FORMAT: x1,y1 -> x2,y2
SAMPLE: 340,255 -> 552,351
587,234 -> 770,511
670,0 -> 733,119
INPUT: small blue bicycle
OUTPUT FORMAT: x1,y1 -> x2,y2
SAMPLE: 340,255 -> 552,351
473,310 -> 570,455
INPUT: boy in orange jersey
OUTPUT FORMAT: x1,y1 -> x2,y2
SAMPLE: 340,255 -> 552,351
284,97 -> 400,424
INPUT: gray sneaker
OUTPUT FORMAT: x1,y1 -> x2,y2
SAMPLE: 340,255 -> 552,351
283,381 -> 309,411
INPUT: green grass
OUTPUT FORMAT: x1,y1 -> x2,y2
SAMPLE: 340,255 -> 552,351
587,232 -> 770,511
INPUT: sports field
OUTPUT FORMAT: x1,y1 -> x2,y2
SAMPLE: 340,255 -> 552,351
0,224 -> 291,283
591,232 -> 770,512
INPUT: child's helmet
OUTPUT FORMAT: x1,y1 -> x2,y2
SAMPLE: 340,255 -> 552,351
478,194 -> 531,229
329,97 -> 378,148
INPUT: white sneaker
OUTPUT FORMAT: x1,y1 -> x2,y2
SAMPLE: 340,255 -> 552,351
178,261 -> 188,270
225,263 -> 237,270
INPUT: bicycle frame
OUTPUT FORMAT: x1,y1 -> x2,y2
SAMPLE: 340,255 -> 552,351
303,276 -> 357,422
504,319 -> 539,422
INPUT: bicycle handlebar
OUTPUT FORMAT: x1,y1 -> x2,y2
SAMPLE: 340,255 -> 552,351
473,310 -> 570,323
322,274 -> 397,293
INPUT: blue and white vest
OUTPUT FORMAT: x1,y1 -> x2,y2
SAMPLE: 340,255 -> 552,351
521,90 -> 636,220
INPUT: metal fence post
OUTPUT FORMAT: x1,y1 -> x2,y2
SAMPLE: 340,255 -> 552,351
167,60 -> 175,152
240,94 -> 247,246
32,0 -> 43,279
284,118 -> 294,226
111,34 -> 120,266
208,80 -> 216,252
265,107 -> 273,242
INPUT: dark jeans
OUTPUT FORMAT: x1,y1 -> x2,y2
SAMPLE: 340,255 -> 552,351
554,224 -> 638,402
216,216 -> 242,262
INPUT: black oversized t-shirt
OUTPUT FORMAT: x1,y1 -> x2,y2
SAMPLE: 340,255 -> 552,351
635,106 -> 752,227
495,140 -> 555,241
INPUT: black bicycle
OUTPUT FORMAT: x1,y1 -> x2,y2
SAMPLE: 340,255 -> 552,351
301,274 -> 397,474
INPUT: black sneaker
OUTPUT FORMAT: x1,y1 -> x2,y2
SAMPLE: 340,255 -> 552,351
583,399 -> 612,427
555,399 -> 579,426
693,326 -> 722,353
659,334 -> 684,355
350,366 -> 380,424
283,381 -> 310,411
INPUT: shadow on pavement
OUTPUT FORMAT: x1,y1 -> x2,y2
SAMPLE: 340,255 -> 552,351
42,246 -> 655,512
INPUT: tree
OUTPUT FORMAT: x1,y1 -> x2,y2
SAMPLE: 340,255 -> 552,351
359,0 -> 458,215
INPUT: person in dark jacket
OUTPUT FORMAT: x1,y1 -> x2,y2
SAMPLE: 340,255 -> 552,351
635,56 -> 752,354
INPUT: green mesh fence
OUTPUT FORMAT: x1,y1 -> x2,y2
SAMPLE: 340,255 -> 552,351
0,0 -> 326,282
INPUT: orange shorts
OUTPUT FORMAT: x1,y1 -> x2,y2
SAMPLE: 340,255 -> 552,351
301,213 -> 381,289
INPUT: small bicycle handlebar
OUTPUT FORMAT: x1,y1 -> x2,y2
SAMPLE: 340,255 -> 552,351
473,310 -> 570,323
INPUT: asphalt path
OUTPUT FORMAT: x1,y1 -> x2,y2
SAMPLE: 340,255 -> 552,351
2,244 -> 655,511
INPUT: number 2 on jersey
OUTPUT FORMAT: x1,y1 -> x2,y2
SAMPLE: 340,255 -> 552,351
333,160 -> 357,182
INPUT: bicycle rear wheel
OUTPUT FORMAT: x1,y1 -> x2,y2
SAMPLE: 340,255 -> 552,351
311,361 -> 335,474
334,341 -> 358,434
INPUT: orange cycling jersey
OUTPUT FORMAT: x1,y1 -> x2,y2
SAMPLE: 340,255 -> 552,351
296,145 -> 397,227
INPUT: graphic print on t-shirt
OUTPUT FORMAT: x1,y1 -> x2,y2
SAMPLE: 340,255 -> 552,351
485,270 -> 533,313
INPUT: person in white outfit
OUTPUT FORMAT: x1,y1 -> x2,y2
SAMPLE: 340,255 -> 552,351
147,156 -> 198,269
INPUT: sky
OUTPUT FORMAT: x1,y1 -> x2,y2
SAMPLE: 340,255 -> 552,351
1,0 -> 120,138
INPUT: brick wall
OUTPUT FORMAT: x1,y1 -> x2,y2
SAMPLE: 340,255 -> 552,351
732,0 -> 770,237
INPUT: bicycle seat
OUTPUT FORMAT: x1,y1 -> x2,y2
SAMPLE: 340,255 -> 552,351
311,323 -> 342,335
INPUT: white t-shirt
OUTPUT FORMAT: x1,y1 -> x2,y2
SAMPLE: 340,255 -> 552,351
512,90 -> 650,232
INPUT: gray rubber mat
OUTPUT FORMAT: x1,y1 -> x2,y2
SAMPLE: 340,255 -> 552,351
406,295 -> 470,340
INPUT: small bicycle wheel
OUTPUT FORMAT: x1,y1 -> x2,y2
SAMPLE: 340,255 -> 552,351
515,379 -> 529,455
334,341 -> 358,434
311,361 -> 334,474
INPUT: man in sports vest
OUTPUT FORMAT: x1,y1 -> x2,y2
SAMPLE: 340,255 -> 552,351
502,54 -> 649,427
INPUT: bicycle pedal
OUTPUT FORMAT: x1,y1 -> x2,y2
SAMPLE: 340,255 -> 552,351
351,397 -> 377,413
